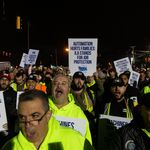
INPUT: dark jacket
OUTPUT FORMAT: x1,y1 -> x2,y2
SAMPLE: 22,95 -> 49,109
2,87 -> 17,133
125,84 -> 142,103
0,87 -> 17,148
109,107 -> 150,150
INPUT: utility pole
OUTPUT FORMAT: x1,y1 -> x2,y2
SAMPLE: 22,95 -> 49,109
2,0 -> 6,21
130,46 -> 136,64
27,21 -> 30,51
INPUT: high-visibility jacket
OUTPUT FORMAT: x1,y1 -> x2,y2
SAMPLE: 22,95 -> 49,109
142,129 -> 150,138
35,82 -> 47,93
71,87 -> 95,113
49,93 -> 92,145
104,99 -> 133,119
84,90 -> 94,112
143,85 -> 150,94
86,79 -> 96,87
10,83 -> 27,92
1,116 -> 93,150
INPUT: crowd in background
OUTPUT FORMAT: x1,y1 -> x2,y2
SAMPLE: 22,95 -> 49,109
0,62 -> 150,149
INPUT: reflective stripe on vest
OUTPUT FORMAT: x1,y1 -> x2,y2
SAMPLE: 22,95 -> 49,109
84,92 -> 93,112
142,129 -> 150,138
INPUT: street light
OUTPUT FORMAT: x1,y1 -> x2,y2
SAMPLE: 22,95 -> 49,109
65,48 -> 69,52
64,48 -> 69,66
130,46 -> 136,64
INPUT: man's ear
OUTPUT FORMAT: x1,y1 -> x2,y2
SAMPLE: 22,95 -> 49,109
46,110 -> 52,120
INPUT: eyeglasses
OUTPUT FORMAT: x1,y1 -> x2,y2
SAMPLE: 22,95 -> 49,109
19,110 -> 48,126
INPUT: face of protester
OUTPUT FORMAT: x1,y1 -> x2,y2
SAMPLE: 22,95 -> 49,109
139,72 -> 146,80
120,75 -> 129,86
18,98 -> 51,147
16,75 -> 24,85
146,71 -> 150,78
73,77 -> 85,91
26,80 -> 37,90
0,77 -> 10,90
86,76 -> 94,84
140,106 -> 150,129
36,74 -> 42,82
109,71 -> 116,79
52,75 -> 70,107
110,85 -> 126,101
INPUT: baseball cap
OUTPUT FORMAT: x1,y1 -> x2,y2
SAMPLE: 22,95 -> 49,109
139,93 -> 150,107
73,71 -> 86,80
110,77 -> 124,87
27,74 -> 37,82
0,73 -> 11,81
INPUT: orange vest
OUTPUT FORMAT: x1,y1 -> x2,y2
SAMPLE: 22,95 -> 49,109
36,83 -> 47,93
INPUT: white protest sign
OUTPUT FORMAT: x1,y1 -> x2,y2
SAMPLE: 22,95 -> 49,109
128,71 -> 140,88
100,114 -> 132,129
55,115 -> 86,137
114,57 -> 132,76
69,38 -> 98,76
16,91 -> 24,109
19,53 -> 28,68
0,91 -> 7,131
26,49 -> 39,65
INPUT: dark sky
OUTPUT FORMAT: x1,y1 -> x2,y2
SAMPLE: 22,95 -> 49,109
0,1 -> 150,65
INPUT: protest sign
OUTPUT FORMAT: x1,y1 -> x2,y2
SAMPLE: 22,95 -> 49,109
68,38 -> 98,76
19,53 -> 28,68
100,114 -> 132,129
128,70 -> 140,88
26,49 -> 39,65
55,116 -> 86,137
16,91 -> 24,109
114,57 -> 132,76
0,91 -> 7,131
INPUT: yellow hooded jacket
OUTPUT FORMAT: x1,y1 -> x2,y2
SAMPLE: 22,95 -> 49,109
1,116 -> 93,150
49,93 -> 92,145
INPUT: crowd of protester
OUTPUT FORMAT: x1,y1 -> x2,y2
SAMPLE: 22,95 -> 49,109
0,63 -> 150,150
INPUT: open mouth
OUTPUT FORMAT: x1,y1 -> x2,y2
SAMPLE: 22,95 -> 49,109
55,89 -> 63,98
26,129 -> 36,141
114,92 -> 120,97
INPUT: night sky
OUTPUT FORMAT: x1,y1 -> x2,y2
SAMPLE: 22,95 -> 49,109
0,1 -> 150,66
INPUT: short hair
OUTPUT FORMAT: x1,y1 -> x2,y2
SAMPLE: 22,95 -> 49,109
119,71 -> 131,79
19,90 -> 49,111
52,74 -> 71,87
15,72 -> 24,78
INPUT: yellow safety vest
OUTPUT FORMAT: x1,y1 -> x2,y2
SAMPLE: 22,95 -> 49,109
10,83 -> 27,92
142,129 -> 150,138
143,86 -> 150,94
1,116 -> 91,150
104,99 -> 133,118
87,80 -> 96,87
49,93 -> 92,145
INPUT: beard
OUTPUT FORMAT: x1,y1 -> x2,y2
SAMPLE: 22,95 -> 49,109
71,83 -> 84,91
0,84 -> 8,90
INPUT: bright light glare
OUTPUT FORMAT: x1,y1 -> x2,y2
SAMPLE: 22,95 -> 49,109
65,48 -> 69,52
